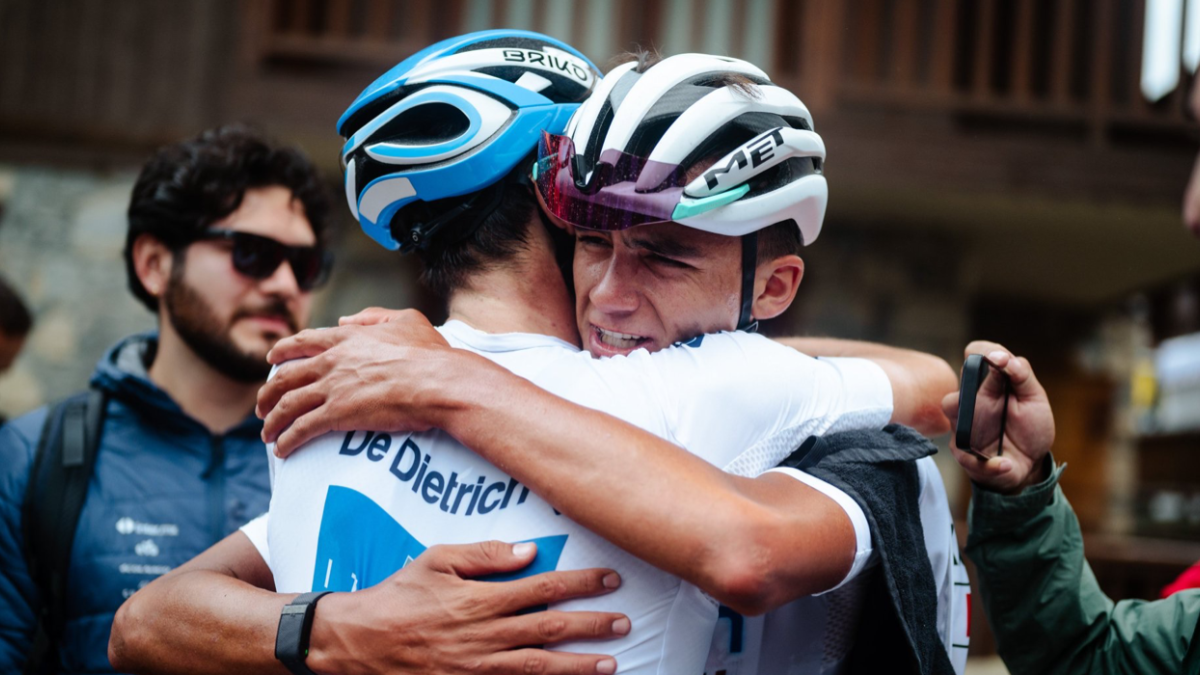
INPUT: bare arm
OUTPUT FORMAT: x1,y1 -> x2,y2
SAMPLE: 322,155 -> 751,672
110,533 -> 628,675
775,336 -> 957,436
427,361 -> 857,615
109,532 -> 294,675
260,313 -> 859,615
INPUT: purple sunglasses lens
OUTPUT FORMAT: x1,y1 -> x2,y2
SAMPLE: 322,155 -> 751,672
535,133 -> 689,231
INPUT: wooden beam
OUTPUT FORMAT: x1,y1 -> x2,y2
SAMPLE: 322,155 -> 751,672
404,0 -> 435,43
366,0 -> 393,42
890,0 -> 922,87
1089,0 -> 1117,147
850,0 -> 884,84
324,0 -> 353,39
1127,0 -> 1154,118
1051,0 -> 1077,106
288,0 -> 314,35
237,0 -> 275,70
972,0 -> 997,99
1011,0 -> 1037,101
799,0 -> 846,113
928,0 -> 959,91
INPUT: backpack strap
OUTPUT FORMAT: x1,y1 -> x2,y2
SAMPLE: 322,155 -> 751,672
21,388 -> 107,675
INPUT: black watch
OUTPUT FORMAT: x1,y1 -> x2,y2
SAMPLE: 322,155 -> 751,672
275,591 -> 332,675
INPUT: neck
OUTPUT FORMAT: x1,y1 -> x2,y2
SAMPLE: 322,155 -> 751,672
446,224 -> 579,345
147,318 -> 261,435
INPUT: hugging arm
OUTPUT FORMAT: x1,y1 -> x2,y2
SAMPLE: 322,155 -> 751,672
109,530 -> 628,675
776,336 -> 957,436
406,362 -> 856,615
109,532 -> 294,675
260,312 -> 867,615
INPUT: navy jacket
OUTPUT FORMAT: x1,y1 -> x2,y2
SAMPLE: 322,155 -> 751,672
0,333 -> 271,674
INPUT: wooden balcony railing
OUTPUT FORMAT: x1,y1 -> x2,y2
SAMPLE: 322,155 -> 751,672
252,0 -> 1195,149
835,0 -> 1194,144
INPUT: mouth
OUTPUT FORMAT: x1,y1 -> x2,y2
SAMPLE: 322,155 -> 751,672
589,324 -> 652,356
241,314 -> 295,336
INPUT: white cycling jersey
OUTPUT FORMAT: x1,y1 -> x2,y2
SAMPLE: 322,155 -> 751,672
243,320 -> 893,675
701,457 -> 970,675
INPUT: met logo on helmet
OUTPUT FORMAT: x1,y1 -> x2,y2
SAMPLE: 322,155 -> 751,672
502,48 -> 592,84
700,127 -> 786,192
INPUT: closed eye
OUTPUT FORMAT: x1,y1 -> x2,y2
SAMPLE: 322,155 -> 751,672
648,252 -> 693,269
577,234 -> 612,249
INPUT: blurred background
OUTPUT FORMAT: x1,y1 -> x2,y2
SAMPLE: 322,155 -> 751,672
1,0 -> 1199,669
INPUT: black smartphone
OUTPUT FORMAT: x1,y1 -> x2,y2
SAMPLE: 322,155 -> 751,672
955,354 -> 1011,460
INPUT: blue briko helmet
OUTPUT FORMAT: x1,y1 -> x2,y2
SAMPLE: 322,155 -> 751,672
338,29 -> 601,252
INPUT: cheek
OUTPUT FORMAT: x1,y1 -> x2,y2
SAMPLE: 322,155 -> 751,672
182,250 -> 245,320
572,256 -> 600,305
292,295 -> 314,325
660,271 -> 740,334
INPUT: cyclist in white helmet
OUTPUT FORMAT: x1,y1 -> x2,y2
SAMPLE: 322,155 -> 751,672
523,51 -> 969,674
114,42 -> 960,675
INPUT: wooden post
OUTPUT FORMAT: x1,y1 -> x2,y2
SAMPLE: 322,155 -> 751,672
325,0 -> 353,40
366,0 -> 392,42
890,0 -> 922,89
1011,0 -> 1036,101
1090,0 -> 1116,148
929,0 -> 960,93
972,0 -> 997,100
1051,0 -> 1078,107
800,0 -> 847,113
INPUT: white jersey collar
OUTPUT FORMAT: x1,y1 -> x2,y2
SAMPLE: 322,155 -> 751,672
438,319 -> 582,354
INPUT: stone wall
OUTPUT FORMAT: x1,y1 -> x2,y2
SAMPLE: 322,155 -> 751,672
0,166 -> 150,416
0,163 -> 427,420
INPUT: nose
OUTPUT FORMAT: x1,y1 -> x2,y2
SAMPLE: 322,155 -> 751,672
589,253 -> 640,317
258,258 -> 303,298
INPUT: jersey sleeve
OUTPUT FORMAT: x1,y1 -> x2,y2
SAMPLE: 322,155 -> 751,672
642,332 -> 894,475
767,466 -> 874,592
239,512 -> 271,570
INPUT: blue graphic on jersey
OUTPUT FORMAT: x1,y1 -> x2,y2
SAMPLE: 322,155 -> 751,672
312,485 -> 568,592
717,605 -> 744,653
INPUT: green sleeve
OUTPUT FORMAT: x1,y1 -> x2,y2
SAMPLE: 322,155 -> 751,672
966,459 -> 1200,675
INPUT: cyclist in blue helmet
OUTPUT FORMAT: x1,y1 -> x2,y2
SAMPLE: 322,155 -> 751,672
114,36 -> 962,675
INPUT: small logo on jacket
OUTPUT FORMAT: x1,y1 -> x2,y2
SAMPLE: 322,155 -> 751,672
134,539 -> 160,557
116,517 -> 179,537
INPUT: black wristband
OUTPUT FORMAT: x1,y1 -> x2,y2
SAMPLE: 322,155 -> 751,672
275,591 -> 332,675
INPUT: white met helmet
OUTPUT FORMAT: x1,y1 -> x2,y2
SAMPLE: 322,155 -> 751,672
533,53 -> 827,329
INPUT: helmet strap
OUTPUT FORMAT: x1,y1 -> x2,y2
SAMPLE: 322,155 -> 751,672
737,231 -> 759,332
400,179 -> 508,254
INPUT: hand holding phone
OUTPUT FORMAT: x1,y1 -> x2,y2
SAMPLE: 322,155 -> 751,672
955,353 -> 1011,460
944,344 -> 1057,494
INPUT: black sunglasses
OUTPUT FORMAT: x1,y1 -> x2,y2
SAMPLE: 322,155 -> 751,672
193,229 -> 333,291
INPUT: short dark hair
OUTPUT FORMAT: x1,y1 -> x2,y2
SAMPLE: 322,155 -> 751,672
124,124 -> 331,312
398,155 -> 537,299
0,275 -> 32,337
757,221 -> 803,259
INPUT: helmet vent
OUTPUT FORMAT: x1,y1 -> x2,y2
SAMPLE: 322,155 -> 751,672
373,102 -> 471,146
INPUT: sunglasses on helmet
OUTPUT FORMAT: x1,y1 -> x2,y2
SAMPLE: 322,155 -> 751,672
193,229 -> 333,291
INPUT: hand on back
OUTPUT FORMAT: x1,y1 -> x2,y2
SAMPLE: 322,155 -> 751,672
310,540 -> 628,675
256,307 -> 497,456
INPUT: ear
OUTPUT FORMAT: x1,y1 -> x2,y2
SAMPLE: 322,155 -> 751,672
131,234 -> 175,301
751,254 -> 804,321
